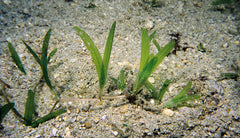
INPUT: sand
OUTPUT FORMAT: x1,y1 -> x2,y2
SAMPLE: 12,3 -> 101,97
0,0 -> 239,137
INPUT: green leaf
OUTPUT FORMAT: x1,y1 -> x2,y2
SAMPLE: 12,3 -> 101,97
145,80 -> 157,98
74,26 -> 102,79
23,41 -> 41,65
197,43 -> 206,53
154,41 -> 175,71
31,109 -> 66,128
158,79 -> 171,101
47,48 -> 57,63
119,69 -> 126,90
166,94 -> 200,108
0,103 -> 14,123
41,29 -> 53,90
7,42 -> 26,75
75,22 -> 116,100
149,31 -> 156,40
103,21 -> 116,76
212,0 -> 234,5
166,81 -> 200,108
153,39 -> 161,52
24,90 -> 35,126
220,73 -> 239,80
139,29 -> 150,73
134,57 -> 158,93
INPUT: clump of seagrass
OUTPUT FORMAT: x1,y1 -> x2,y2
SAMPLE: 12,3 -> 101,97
0,29 -> 66,129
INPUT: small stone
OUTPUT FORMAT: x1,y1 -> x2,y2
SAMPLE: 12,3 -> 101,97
3,0 -> 11,5
51,128 -> 58,136
222,43 -> 228,48
120,105 -> 128,113
150,99 -> 155,105
85,121 -> 92,129
162,108 -> 175,117
145,19 -> 154,29
148,77 -> 155,83
111,130 -> 118,136
233,41 -> 239,45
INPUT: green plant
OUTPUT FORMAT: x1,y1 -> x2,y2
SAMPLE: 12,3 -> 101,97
23,29 -> 58,98
132,29 -> 175,95
110,29 -> 174,98
212,0 -> 236,5
23,89 -> 66,128
74,21 -> 116,100
110,28 -> 200,107
110,68 -> 130,91
7,43 -> 26,75
3,30 -> 66,128
0,103 -> 14,129
165,81 -> 200,108
145,79 -> 171,102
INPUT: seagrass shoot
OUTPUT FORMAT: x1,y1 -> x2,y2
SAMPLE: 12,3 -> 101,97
110,28 -> 175,99
74,21 -> 116,100
2,29 -> 67,128
22,29 -> 58,99
111,28 -> 200,107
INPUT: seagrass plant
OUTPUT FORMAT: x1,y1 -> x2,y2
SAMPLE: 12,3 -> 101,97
132,29 -> 175,95
111,28 -> 200,107
2,30 -> 67,128
23,29 -> 58,98
74,21 -> 116,100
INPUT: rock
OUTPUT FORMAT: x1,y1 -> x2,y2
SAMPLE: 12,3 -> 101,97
145,19 -> 154,29
148,77 -> 155,83
85,121 -> 92,129
163,108 -> 175,117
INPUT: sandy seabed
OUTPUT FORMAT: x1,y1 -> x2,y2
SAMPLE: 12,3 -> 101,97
0,0 -> 239,137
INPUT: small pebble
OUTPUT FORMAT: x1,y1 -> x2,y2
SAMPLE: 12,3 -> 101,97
85,121 -> 92,129
145,19 -> 154,29
150,99 -> 155,105
162,108 -> 175,117
148,77 -> 155,83
111,130 -> 118,136
222,43 -> 228,48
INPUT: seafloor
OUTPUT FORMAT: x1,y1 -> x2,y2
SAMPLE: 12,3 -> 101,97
0,0 -> 239,137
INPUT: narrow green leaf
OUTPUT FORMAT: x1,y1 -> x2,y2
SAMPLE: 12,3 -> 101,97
197,43 -> 206,53
7,42 -> 26,75
153,41 -> 175,71
212,0 -> 234,5
74,26 -> 103,80
158,79 -> 171,101
139,28 -> 150,73
145,80 -> 157,99
24,90 -> 35,126
165,81 -> 200,108
103,21 -> 116,75
0,103 -> 14,123
153,39 -> 161,52
166,95 -> 200,108
23,41 -> 41,65
47,48 -> 57,63
149,31 -> 156,40
31,109 -> 66,128
99,63 -> 106,89
110,77 -> 119,86
220,73 -> 239,80
41,29 -> 53,90
134,57 -> 158,93
174,81 -> 192,99
119,69 -> 126,90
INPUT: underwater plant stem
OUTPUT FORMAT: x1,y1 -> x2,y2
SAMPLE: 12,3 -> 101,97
99,88 -> 103,101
